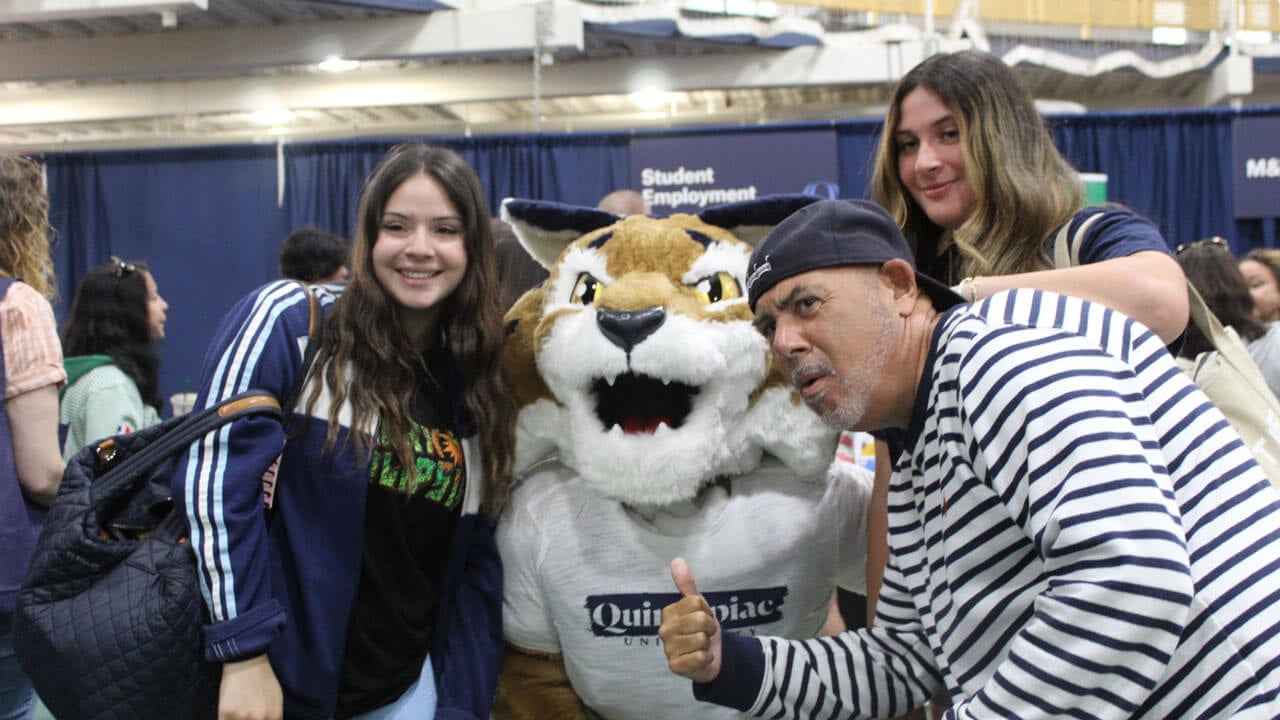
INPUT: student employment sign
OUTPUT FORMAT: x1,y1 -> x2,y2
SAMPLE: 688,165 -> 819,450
630,130 -> 839,216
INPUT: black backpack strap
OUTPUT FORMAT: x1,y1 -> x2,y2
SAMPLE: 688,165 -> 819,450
92,391 -> 283,475
88,390 -> 283,525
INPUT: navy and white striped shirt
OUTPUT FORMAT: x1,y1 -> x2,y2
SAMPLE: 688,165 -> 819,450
700,289 -> 1280,718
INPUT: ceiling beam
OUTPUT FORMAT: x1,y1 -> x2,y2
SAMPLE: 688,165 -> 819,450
318,0 -> 450,11
0,38 -> 972,128
0,94 -> 881,152
0,0 -> 205,23
0,2 -> 584,83
1199,53 -> 1253,106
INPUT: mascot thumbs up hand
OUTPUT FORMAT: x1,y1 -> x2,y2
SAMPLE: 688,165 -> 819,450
493,196 -> 873,720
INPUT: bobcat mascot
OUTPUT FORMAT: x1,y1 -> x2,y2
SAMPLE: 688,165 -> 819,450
494,196 -> 871,719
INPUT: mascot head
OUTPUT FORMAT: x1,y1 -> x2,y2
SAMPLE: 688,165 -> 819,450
501,196 -> 837,506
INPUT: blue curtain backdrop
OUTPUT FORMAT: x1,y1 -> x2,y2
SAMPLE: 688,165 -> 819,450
46,146 -> 290,401
1049,108 -> 1247,253
284,133 -> 631,238
41,107 -> 1279,408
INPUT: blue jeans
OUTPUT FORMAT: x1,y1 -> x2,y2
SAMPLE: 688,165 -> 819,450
347,654 -> 436,720
0,615 -> 34,720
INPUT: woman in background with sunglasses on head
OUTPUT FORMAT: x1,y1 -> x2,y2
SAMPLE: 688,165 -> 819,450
1178,237 -> 1280,400
0,154 -> 66,720
58,256 -> 169,460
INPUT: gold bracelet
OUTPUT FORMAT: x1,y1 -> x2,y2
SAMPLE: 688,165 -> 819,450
958,276 -> 980,303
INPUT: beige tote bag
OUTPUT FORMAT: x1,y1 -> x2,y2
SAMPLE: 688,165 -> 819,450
1054,214 -> 1280,487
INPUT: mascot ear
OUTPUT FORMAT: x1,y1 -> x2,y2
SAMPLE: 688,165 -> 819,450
501,199 -> 620,270
697,194 -> 822,248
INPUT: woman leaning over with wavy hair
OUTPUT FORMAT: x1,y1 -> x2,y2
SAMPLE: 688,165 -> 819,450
177,142 -> 515,720
858,51 -> 1190,720
870,49 -> 1187,341
0,154 -> 66,720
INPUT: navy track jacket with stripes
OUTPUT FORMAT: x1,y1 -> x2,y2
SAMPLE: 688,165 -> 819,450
174,281 -> 503,719
697,288 -> 1280,718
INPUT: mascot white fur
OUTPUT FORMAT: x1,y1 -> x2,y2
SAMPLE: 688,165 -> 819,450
493,196 -> 871,719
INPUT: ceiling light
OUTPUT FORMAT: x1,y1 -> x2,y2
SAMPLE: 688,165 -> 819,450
682,0 -> 777,18
249,108 -> 296,126
630,88 -> 670,110
1151,26 -> 1187,45
1035,99 -> 1087,115
1235,30 -> 1273,45
318,56 -> 361,73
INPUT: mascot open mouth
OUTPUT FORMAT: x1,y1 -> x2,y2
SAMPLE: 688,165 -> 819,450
592,373 -> 698,434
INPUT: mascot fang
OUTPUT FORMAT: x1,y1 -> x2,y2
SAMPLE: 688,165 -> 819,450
494,196 -> 871,720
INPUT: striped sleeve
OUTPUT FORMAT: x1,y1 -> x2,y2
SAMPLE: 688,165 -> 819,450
709,530 -> 943,717
944,325 -> 1193,718
740,613 -> 940,717
1,281 -> 64,397
177,281 -> 317,662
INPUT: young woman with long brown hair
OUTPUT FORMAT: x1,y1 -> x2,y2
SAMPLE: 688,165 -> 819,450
178,143 -> 515,720
870,50 -> 1187,342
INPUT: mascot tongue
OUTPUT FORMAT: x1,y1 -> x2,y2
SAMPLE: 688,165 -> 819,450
621,416 -> 671,434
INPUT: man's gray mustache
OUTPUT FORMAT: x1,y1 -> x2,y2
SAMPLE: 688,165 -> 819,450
791,363 -> 834,388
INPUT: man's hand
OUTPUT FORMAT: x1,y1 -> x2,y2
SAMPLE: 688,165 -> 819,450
218,654 -> 283,720
659,558 -> 723,684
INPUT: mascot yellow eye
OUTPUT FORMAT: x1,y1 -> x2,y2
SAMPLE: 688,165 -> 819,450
692,272 -> 742,305
571,273 -> 601,305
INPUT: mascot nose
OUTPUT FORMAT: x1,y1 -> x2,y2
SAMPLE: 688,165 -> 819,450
597,307 -> 665,353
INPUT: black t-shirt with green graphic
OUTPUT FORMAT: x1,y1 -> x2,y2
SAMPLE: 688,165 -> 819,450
335,351 -> 465,717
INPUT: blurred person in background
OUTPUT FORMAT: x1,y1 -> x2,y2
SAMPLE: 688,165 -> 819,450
596,189 -> 649,217
279,225 -> 351,284
59,256 -> 168,459
1178,237 -> 1280,399
494,216 -> 546,311
0,154 -> 65,720
1240,247 -> 1280,324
